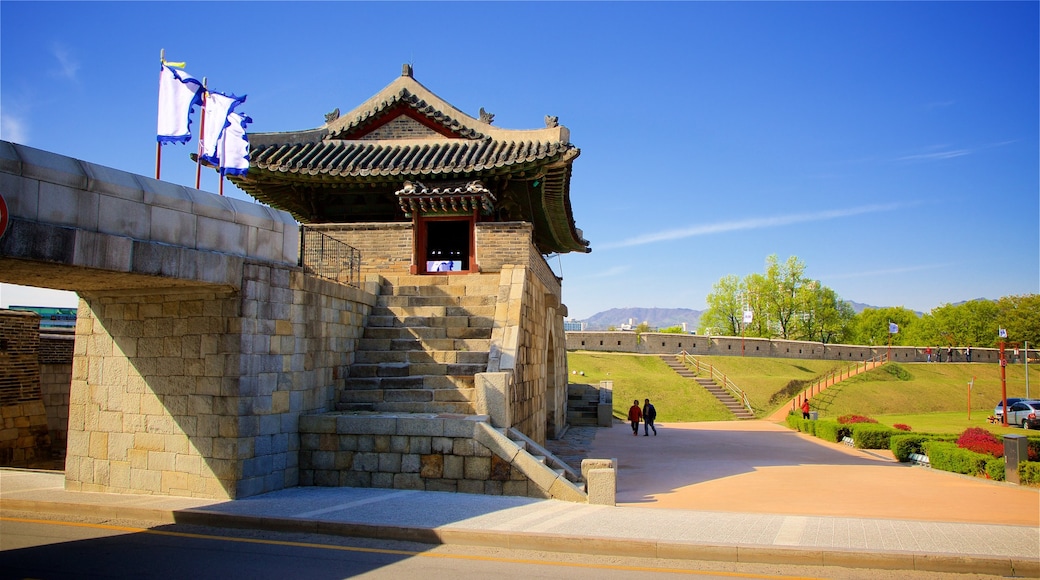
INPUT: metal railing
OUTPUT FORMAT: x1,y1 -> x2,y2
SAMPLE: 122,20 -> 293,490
678,350 -> 754,415
299,226 -> 361,286
792,353 -> 888,413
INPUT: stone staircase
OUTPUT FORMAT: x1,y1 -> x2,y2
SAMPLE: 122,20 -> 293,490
337,274 -> 499,414
566,383 -> 601,426
660,356 -> 755,420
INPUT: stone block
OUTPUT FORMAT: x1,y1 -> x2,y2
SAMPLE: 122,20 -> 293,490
425,479 -> 457,493
580,458 -> 616,482
352,452 -> 379,472
341,471 -> 370,488
474,372 -> 511,428
420,453 -> 443,478
401,453 -> 421,473
378,452 -> 402,473
431,436 -> 453,454
397,416 -> 444,437
587,468 -> 616,506
472,423 -> 520,463
393,473 -> 425,491
457,479 -> 484,495
408,437 -> 431,455
336,415 -> 397,435
463,456 -> 490,480
371,472 -> 394,488
443,455 -> 464,480
502,480 -> 529,497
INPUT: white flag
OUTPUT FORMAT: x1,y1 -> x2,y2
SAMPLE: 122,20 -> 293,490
889,322 -> 899,334
157,64 -> 203,144
218,112 -> 251,176
200,90 -> 246,166
999,328 -> 1008,338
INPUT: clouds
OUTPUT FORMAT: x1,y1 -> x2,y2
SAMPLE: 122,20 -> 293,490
0,112 -> 28,144
50,43 -> 80,82
597,203 -> 906,250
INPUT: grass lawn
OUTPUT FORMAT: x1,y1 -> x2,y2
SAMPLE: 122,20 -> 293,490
567,352 -> 731,422
870,411 -> 1037,436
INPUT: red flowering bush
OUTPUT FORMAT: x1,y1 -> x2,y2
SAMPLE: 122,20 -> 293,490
837,414 -> 878,425
956,427 -> 1003,459
893,423 -> 912,432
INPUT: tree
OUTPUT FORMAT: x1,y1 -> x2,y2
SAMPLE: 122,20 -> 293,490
996,294 -> 1040,346
797,283 -> 855,343
850,307 -> 919,346
929,300 -> 999,347
763,255 -> 806,339
699,275 -> 743,335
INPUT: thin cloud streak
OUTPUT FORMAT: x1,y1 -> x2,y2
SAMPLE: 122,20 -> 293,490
897,149 -> 970,162
598,203 -> 905,250
51,44 -> 80,81
0,113 -> 28,144
823,263 -> 953,280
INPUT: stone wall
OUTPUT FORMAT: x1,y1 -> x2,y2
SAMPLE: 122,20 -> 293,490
64,263 -> 375,499
0,310 -> 52,466
475,222 -> 532,273
308,223 -> 413,276
39,331 -> 74,457
298,413 -> 547,497
566,331 -> 1019,363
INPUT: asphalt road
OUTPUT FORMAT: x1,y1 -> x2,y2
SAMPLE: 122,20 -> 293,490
0,516 -> 1009,580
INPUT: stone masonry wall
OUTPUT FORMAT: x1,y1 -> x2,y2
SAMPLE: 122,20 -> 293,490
65,263 -> 374,500
566,331 -> 1014,364
298,413 -> 547,497
39,332 -> 74,457
308,223 -> 413,275
475,222 -> 531,273
0,310 -> 51,466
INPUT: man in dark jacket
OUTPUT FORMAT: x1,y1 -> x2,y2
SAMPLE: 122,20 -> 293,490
643,398 -> 657,436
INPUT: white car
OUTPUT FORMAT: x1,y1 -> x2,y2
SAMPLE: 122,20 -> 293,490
994,398 -> 1025,420
1006,400 -> 1040,429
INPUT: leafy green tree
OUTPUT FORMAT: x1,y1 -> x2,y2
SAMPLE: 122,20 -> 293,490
659,325 -> 687,334
763,255 -> 806,339
929,300 -> 999,347
699,274 -> 743,335
996,294 -> 1040,346
797,283 -> 855,343
850,307 -> 919,346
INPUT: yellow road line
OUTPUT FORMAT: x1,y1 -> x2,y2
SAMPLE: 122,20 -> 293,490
0,516 -> 823,579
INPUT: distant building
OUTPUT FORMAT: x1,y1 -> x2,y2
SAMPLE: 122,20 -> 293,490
8,306 -> 76,329
563,319 -> 585,332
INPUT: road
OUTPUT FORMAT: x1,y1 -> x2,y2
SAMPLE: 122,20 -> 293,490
0,516 -> 1008,580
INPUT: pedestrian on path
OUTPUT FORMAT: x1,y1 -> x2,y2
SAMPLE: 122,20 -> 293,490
643,398 -> 657,436
801,397 -> 811,420
965,346 -> 972,362
925,346 -> 932,362
628,400 -> 642,436
947,346 -> 953,362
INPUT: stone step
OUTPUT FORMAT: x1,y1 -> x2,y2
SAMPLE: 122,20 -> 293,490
363,326 -> 447,340
365,315 -> 494,330
335,400 -> 472,414
354,349 -> 489,365
376,294 -> 497,309
358,337 -> 490,352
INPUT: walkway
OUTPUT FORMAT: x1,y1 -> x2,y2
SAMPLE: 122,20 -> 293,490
3,420 -> 1037,576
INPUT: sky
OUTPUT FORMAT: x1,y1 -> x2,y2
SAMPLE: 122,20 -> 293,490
1,1 -> 1037,320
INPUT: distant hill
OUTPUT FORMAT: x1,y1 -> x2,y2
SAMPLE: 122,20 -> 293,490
582,307 -> 702,331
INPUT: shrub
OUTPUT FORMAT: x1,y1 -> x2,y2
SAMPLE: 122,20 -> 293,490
852,423 -> 895,449
893,423 -> 912,432
837,414 -> 877,425
956,427 -> 1003,459
814,420 -> 843,443
924,441 -> 989,476
985,458 -> 1006,481
891,434 -> 931,462
1020,461 -> 1040,486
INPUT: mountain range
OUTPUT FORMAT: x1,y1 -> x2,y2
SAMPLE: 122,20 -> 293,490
576,301 -> 920,331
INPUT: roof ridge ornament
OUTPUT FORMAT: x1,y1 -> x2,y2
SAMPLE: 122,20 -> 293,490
324,108 -> 340,124
545,115 -> 559,128
479,107 -> 495,124
402,63 -> 413,77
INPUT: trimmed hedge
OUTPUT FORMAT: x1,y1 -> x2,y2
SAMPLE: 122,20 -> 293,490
923,441 -> 991,476
851,423 -> 896,449
1020,461 -> 1040,486
985,458 -> 1006,481
814,420 -> 843,443
890,434 -> 931,462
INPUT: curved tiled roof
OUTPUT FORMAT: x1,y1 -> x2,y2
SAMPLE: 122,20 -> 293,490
250,139 -> 576,179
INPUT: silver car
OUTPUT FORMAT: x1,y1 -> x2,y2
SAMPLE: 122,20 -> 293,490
1006,400 -> 1040,429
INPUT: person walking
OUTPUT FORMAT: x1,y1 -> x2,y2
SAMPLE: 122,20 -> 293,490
925,346 -> 932,362
947,346 -> 953,362
801,397 -> 811,420
627,400 -> 642,436
965,346 -> 972,362
642,398 -> 657,436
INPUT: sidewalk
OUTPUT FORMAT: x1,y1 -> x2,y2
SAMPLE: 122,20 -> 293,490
3,421 -> 1039,577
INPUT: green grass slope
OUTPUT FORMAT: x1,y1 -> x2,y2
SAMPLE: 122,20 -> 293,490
567,352 -> 732,422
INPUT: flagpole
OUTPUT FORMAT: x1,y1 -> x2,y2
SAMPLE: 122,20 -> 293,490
156,49 -> 165,180
195,78 -> 207,190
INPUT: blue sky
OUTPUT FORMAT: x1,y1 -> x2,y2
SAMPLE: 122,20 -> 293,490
1,2 -> 1037,320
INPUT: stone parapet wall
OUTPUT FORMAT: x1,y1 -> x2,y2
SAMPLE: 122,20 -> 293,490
566,331 -> 1018,363
39,332 -> 74,456
307,223 -> 413,275
298,413 -> 546,497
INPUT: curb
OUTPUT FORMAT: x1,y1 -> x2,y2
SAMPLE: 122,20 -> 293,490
3,498 -> 1034,577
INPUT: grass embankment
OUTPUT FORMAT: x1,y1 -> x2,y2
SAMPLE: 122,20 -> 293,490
691,356 -> 860,417
567,352 -> 731,422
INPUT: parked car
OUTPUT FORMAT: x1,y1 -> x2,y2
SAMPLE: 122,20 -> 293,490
994,398 -> 1026,420
1006,400 -> 1040,429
